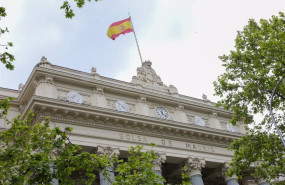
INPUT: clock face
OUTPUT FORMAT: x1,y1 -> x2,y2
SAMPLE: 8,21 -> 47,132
156,107 -> 168,119
227,123 -> 236,132
115,100 -> 129,112
66,91 -> 83,104
194,116 -> 206,127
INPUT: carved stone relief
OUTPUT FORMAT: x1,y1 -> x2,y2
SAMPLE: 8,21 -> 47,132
95,146 -> 120,159
106,99 -> 136,113
34,75 -> 54,88
152,152 -> 166,171
227,123 -> 236,132
66,91 -> 83,104
57,89 -> 91,105
185,157 -> 206,177
194,116 -> 206,127
130,61 -> 179,94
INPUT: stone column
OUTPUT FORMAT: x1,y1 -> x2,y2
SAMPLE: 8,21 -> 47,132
50,164 -> 59,185
221,163 -> 239,185
257,179 -> 270,185
185,157 -> 206,185
152,152 -> 166,184
96,146 -> 120,185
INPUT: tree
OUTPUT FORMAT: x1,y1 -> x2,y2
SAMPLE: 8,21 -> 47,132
213,12 -> 285,184
114,145 -> 164,185
0,109 -> 111,185
0,7 -> 14,70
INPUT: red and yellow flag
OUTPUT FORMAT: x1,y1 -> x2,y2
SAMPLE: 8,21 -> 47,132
107,18 -> 133,40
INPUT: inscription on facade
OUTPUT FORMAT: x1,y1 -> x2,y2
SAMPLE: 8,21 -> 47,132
119,133 -> 148,143
185,143 -> 214,153
119,133 -> 215,153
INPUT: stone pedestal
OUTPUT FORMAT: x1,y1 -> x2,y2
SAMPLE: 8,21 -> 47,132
185,157 -> 206,185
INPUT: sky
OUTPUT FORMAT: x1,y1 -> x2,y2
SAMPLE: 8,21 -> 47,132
1,0 -> 285,102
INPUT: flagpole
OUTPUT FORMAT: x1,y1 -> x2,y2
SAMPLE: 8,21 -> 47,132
128,13 -> 143,65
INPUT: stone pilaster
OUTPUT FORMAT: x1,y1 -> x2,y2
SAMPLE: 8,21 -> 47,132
185,157 -> 206,185
137,96 -> 149,116
34,75 -> 57,99
221,162 -> 239,185
91,87 -> 107,107
95,146 -> 120,185
174,105 -> 188,123
152,152 -> 166,184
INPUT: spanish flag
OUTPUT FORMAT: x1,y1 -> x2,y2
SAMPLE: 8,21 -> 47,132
107,18 -> 133,40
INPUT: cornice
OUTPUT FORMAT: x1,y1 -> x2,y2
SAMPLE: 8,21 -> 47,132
19,66 -> 233,118
23,96 -> 243,148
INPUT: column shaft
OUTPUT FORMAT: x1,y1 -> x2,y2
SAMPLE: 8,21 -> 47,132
259,182 -> 270,185
155,170 -> 163,184
99,166 -> 115,185
226,178 -> 239,185
190,174 -> 204,185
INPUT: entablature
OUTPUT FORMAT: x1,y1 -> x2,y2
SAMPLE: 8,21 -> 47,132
23,96 -> 243,148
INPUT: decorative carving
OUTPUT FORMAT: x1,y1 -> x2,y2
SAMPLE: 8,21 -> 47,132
91,67 -> 97,74
152,152 -> 166,171
34,75 -> 54,87
169,85 -> 178,95
82,100 -> 91,105
95,87 -> 104,95
107,99 -> 136,113
227,123 -> 236,132
131,61 -> 178,94
194,116 -> 206,127
19,104 -> 26,112
18,83 -> 24,91
139,96 -> 147,103
91,67 -> 100,79
135,61 -> 163,85
220,162 -> 237,181
202,94 -> 211,103
95,146 -> 120,159
177,105 -> 184,111
115,100 -> 129,112
58,95 -> 67,101
185,157 -> 206,177
37,56 -> 53,68
66,91 -> 83,104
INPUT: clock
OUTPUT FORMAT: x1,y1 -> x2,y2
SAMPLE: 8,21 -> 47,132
227,123 -> 236,132
66,91 -> 83,104
194,116 -> 206,127
156,107 -> 168,119
115,100 -> 129,112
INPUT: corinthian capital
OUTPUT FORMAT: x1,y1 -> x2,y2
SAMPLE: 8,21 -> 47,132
220,162 -> 237,181
95,146 -> 119,159
152,152 -> 166,171
185,157 -> 206,177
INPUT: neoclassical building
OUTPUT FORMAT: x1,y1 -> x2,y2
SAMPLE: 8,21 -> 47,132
0,57 -> 269,185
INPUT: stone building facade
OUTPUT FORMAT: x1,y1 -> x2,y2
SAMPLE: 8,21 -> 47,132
0,57 -> 269,185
